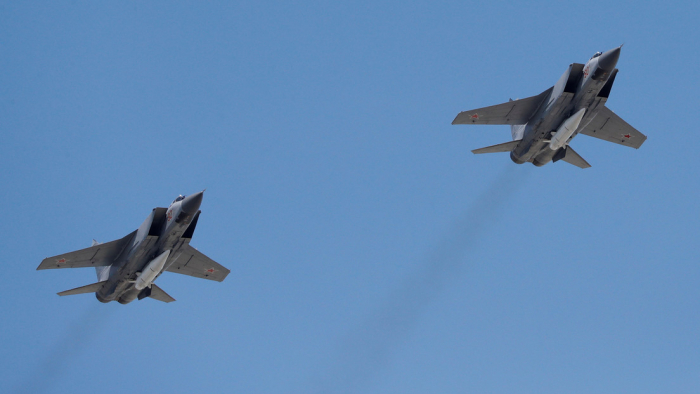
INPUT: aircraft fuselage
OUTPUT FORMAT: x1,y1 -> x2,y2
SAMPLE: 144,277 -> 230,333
510,47 -> 621,166
95,192 -> 203,304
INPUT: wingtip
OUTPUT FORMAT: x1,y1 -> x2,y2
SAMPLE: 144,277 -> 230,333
218,268 -> 232,282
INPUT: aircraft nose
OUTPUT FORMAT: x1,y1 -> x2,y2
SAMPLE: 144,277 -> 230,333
597,46 -> 621,71
181,190 -> 204,214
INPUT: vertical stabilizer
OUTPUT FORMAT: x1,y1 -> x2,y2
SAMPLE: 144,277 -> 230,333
511,124 -> 525,141
96,266 -> 111,281
506,98 -> 526,141
91,240 -> 111,281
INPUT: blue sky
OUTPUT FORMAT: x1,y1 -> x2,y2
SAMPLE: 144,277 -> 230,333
2,1 -> 699,393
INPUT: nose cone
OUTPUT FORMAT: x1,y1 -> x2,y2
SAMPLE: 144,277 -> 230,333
181,191 -> 204,214
597,46 -> 621,71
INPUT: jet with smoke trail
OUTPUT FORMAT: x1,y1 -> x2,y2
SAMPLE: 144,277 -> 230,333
37,191 -> 229,304
453,46 -> 646,168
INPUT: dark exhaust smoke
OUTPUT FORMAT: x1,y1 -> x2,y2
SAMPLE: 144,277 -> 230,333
12,303 -> 113,394
308,164 -> 528,394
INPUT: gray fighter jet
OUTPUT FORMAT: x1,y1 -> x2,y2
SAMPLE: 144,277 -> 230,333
37,191 -> 229,304
452,46 -> 646,168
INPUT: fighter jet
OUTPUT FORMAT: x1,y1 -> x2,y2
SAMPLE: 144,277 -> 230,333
37,191 -> 230,304
452,46 -> 646,168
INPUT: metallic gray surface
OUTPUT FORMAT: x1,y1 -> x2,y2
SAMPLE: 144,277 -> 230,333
597,47 -> 621,72
38,191 -> 230,304
452,46 -> 647,168
181,191 -> 204,214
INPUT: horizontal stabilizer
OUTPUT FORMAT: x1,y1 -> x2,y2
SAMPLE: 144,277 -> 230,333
557,146 -> 591,169
472,140 -> 520,154
149,284 -> 175,303
452,87 -> 552,125
57,281 -> 105,296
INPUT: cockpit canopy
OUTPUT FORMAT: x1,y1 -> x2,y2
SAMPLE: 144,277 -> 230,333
172,195 -> 186,204
590,52 -> 602,60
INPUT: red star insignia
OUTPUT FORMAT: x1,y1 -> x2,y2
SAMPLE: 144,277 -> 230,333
471,113 -> 479,119
206,268 -> 215,273
57,258 -> 66,264
623,134 -> 631,139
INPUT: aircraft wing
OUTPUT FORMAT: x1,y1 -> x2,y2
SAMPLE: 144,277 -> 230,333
579,106 -> 647,149
37,230 -> 136,270
452,87 -> 553,125
166,244 -> 230,282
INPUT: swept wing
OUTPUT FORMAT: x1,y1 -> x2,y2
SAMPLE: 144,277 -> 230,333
166,244 -> 229,282
37,230 -> 136,270
452,87 -> 553,125
579,106 -> 647,149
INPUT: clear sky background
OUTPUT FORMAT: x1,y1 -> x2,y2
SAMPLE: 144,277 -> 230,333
1,1 -> 699,393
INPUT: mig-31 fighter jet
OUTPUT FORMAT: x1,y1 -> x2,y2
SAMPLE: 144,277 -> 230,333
37,191 -> 230,304
452,46 -> 646,168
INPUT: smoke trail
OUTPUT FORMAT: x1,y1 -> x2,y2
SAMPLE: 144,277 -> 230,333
13,302 -> 113,394
310,164 -> 528,394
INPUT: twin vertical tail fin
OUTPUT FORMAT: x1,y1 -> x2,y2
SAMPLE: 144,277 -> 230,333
469,101 -> 526,155
469,99 -> 523,155
510,124 -> 525,141
507,99 -> 520,140
92,239 -> 112,281
61,240 -> 107,296
454,89 -> 553,154
96,266 -> 110,281
471,123 -> 523,155
506,98 -> 527,141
